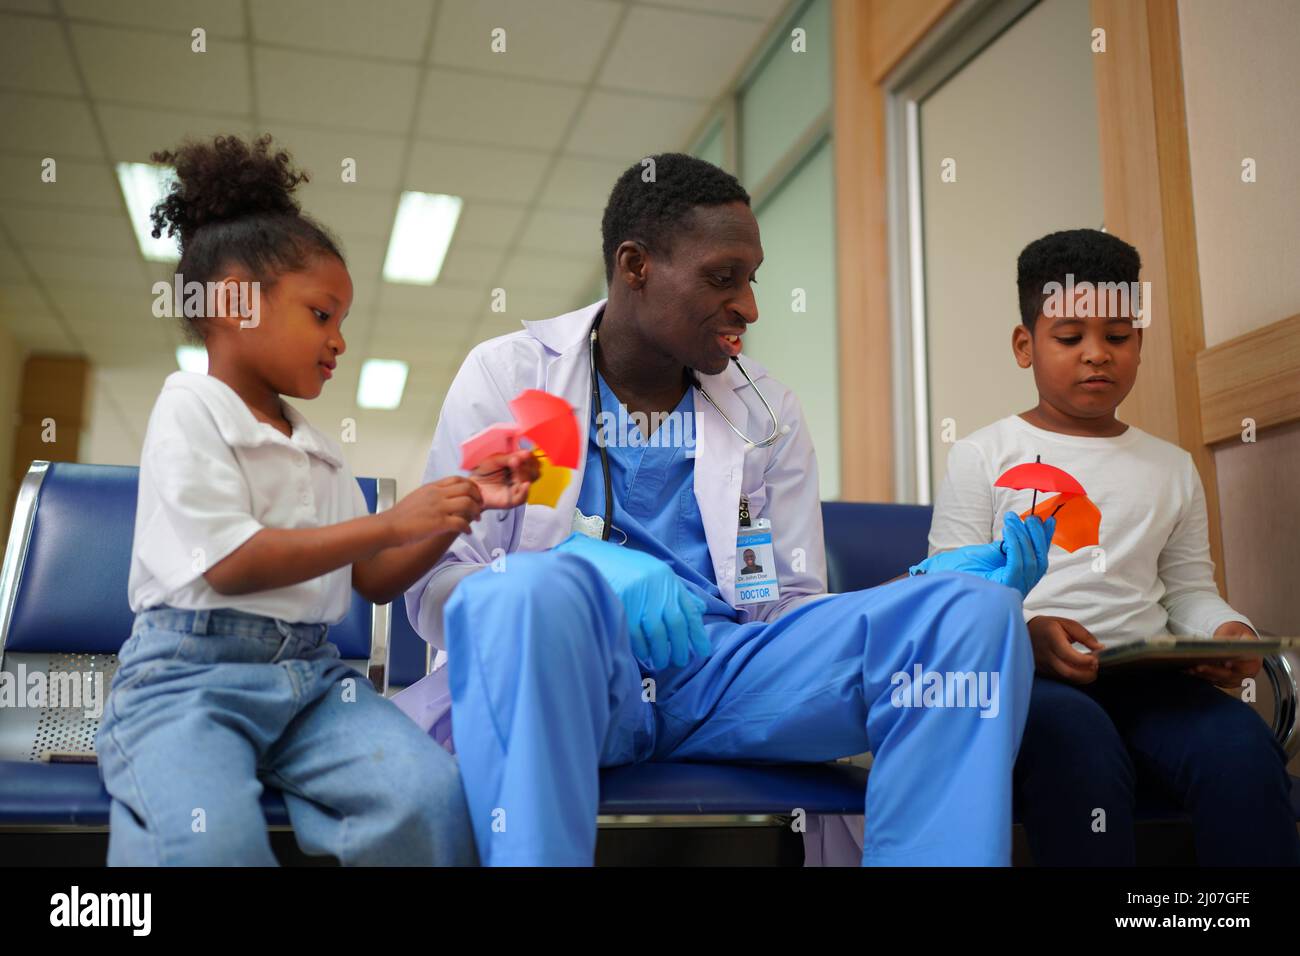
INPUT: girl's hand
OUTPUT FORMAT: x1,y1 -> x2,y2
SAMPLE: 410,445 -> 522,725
384,476 -> 483,545
1027,615 -> 1103,684
1188,621 -> 1261,687
470,450 -> 539,510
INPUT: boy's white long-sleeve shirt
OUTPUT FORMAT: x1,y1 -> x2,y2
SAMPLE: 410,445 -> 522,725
928,415 -> 1252,645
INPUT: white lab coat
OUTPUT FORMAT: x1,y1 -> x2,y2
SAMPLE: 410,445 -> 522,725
405,300 -> 830,649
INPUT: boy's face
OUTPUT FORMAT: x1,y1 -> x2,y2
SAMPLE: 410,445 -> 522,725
1012,289 -> 1141,421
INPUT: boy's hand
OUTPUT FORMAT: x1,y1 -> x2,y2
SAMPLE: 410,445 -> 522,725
384,476 -> 483,545
1188,621 -> 1261,688
1027,615 -> 1103,684
469,450 -> 539,510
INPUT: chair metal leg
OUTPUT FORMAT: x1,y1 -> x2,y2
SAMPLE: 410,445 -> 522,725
1262,654 -> 1298,759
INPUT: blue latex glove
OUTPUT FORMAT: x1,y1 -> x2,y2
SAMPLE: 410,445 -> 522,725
553,532 -> 712,669
908,512 -> 1056,598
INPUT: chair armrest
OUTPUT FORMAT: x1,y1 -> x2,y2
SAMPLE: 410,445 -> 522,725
365,477 -> 397,695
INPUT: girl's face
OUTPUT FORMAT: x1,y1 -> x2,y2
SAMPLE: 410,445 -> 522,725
226,254 -> 354,400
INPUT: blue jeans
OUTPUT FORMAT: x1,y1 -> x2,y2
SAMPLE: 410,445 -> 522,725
96,607 -> 476,866
1014,672 -> 1300,865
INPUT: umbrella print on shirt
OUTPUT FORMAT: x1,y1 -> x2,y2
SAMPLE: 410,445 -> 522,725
994,455 -> 1101,553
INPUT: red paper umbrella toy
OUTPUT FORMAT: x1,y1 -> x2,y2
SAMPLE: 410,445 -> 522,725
1019,493 -> 1101,553
508,389 -> 581,469
459,390 -> 581,471
995,455 -> 1087,519
458,389 -> 582,509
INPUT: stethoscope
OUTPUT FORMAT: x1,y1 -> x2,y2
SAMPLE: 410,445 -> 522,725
587,310 -> 784,541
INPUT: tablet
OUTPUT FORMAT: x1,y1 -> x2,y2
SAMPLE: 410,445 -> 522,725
1094,635 -> 1299,669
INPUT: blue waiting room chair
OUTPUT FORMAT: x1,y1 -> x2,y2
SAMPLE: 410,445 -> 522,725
1,462 -> 1296,848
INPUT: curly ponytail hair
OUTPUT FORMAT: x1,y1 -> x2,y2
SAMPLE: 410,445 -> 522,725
149,134 -> 345,341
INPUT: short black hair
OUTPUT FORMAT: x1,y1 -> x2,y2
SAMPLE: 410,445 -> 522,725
600,152 -> 750,283
150,133 -> 345,342
1016,229 -> 1141,332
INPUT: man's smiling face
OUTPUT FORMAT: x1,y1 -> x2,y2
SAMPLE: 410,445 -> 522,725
635,201 -> 763,376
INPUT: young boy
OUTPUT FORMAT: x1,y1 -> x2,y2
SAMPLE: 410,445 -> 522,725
928,228 -> 1299,865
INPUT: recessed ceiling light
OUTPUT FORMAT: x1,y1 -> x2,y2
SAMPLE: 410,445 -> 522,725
175,345 -> 207,374
357,359 -> 409,410
117,162 -> 181,262
382,191 -> 462,285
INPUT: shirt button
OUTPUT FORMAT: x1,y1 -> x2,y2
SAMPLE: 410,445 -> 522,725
300,493 -> 311,506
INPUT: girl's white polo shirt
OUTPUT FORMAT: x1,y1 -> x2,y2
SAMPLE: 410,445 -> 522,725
128,371 -> 369,624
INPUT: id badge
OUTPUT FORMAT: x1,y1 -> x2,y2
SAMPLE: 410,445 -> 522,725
735,517 -> 780,606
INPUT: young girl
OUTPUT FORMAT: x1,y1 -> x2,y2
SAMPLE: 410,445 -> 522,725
96,134 -> 536,866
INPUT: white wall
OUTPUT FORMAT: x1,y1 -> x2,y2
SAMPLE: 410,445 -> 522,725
918,0 -> 1103,492
1180,0 -> 1300,349
748,137 -> 840,499
1180,0 -> 1300,638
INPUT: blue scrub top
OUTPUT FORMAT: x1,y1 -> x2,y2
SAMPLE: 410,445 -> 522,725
575,372 -> 737,622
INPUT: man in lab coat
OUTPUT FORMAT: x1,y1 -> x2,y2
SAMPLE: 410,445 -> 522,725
402,153 -> 1048,866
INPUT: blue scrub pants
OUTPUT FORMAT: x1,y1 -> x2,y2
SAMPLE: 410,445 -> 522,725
1014,673 -> 1300,865
445,552 -> 1033,866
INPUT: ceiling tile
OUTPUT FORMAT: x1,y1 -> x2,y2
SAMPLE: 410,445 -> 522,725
438,243 -> 504,285
499,253 -> 598,292
564,90 -> 706,161
416,68 -> 584,151
0,283 -> 54,318
297,183 -> 395,240
259,123 -> 408,190
536,154 -> 626,211
0,0 -> 56,13
376,281 -> 485,319
61,0 -> 246,36
453,200 -> 527,246
46,284 -> 158,324
637,0 -> 788,20
250,0 -> 432,60
431,0 -> 622,85
0,91 -> 104,160
95,102 -> 254,164
337,238 -> 388,285
364,331 -> 470,367
405,141 -> 549,203
0,312 -> 75,351
0,205 -> 136,255
25,250 -> 150,290
472,309 -> 530,341
598,6 -> 764,98
472,286 -> 578,326
0,12 -> 80,95
70,23 -> 251,114
517,209 -> 599,258
255,46 -> 419,134
0,155 -> 121,209
0,241 -> 28,281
